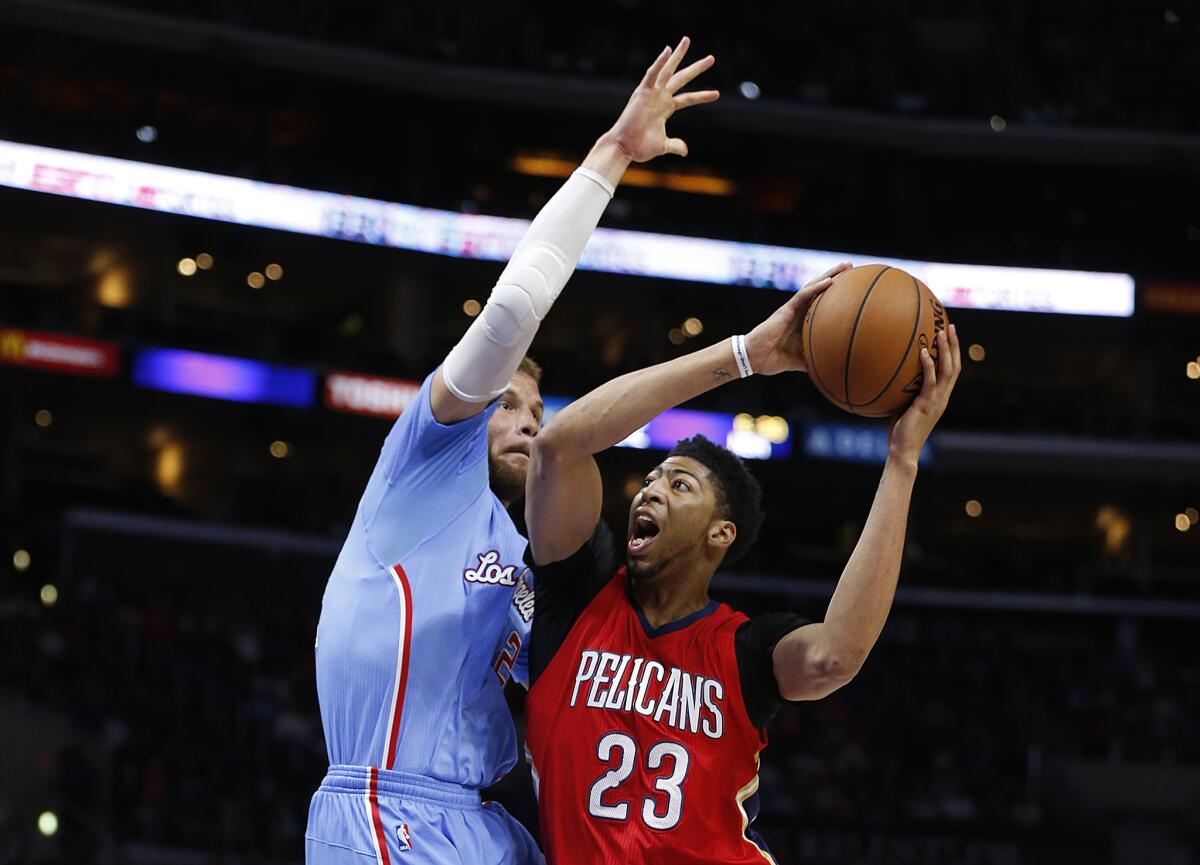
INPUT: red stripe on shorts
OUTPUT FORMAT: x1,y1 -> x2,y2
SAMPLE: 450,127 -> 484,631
368,767 -> 391,865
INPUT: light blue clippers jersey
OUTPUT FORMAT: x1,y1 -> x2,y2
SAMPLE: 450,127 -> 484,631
314,370 -> 535,788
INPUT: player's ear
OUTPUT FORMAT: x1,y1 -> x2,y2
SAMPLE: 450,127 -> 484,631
707,519 -> 736,553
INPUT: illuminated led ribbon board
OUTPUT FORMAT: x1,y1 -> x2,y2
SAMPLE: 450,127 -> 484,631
133,347 -> 316,408
0,139 -> 1133,316
0,327 -> 120,378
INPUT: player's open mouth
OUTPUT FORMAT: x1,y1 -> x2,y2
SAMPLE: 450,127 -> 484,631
627,513 -> 660,555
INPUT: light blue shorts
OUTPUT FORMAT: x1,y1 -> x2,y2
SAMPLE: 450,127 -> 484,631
305,765 -> 544,865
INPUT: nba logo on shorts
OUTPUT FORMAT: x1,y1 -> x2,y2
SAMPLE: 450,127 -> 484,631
396,823 -> 412,852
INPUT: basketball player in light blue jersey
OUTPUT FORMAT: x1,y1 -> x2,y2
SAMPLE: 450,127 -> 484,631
305,38 -> 720,865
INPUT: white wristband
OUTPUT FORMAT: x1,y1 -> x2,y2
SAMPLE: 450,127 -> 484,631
731,334 -> 754,378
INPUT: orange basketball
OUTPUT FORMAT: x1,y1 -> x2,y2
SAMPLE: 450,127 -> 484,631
800,264 -> 949,417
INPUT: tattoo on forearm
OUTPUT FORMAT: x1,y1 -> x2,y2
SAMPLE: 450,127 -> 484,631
713,367 -> 732,382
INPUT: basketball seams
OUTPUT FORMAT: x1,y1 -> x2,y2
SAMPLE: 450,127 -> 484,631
849,273 -> 924,409
842,266 -> 891,407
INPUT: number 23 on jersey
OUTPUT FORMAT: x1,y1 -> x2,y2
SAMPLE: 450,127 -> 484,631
588,732 -> 690,831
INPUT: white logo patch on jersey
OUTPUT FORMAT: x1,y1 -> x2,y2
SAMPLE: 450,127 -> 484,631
511,574 -> 535,622
463,550 -> 525,587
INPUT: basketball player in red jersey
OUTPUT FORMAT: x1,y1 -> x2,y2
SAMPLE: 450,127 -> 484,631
521,268 -> 961,864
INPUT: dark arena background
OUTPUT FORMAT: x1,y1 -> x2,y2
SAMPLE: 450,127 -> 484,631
1,2 -> 1199,864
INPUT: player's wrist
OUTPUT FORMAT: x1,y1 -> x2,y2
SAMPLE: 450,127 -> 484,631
884,450 -> 921,477
744,324 -> 790,376
730,334 -> 755,378
583,133 -> 634,187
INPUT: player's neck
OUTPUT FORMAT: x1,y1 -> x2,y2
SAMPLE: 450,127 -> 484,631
629,566 -> 712,629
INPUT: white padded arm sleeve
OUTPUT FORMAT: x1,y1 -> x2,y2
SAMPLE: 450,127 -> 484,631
442,167 -> 615,403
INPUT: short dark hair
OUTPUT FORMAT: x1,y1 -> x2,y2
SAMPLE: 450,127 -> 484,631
667,435 -> 764,565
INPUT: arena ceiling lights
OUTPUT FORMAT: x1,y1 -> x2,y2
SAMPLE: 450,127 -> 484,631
0,139 -> 1135,317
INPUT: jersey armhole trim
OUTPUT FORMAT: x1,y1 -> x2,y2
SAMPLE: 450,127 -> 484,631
726,616 -> 765,737
361,474 -> 500,576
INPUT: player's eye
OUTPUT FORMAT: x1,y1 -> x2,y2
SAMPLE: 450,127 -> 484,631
499,400 -> 513,411
673,480 -> 690,491
642,477 -> 654,488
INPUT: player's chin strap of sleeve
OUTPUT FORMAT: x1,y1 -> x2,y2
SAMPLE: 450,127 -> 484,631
442,167 -> 616,403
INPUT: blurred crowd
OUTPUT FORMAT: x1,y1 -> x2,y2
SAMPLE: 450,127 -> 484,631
1,554 -> 1197,864
758,611 -> 1200,825
0,563 -> 324,864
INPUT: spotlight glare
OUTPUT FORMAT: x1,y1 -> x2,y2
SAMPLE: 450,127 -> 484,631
247,271 -> 266,289
463,299 -> 482,317
738,81 -> 761,100
269,440 -> 291,459
265,263 -> 284,281
37,811 -> 58,837
35,409 -> 53,428
177,257 -> 197,277
97,266 -> 133,308
135,125 -> 157,143
1187,361 -> 1200,380
968,343 -> 986,362
965,499 -> 983,518
155,441 -> 185,496
1175,513 -> 1191,532
682,317 -> 704,337
1186,507 -> 1199,524
195,253 -> 214,270
668,328 -> 686,346
40,584 -> 58,607
989,115 -> 1007,132
13,549 -> 31,571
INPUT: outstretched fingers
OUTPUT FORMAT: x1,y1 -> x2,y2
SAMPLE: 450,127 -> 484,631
668,54 -> 715,93
673,89 -> 720,110
656,36 -> 691,88
641,45 -> 673,88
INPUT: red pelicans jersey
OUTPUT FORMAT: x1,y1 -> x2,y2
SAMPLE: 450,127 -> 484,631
525,522 -> 805,865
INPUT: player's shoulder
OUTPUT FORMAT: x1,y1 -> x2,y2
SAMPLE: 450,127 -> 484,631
668,601 -> 749,653
584,567 -> 629,609
708,600 -> 751,631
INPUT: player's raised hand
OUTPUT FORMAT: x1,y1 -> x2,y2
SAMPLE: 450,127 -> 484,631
743,261 -> 853,376
606,37 -> 719,162
888,324 -> 961,463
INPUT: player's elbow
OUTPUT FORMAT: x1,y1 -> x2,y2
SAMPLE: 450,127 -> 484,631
780,651 -> 862,702
530,422 -> 581,472
530,427 -> 562,464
